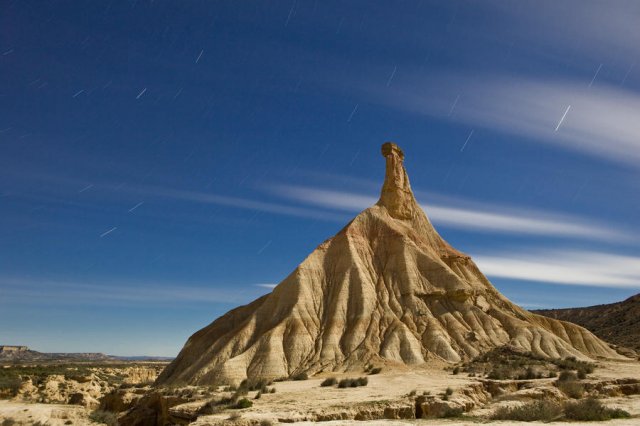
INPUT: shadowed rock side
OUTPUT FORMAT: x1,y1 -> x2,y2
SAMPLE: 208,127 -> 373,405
534,293 -> 640,352
157,142 -> 623,386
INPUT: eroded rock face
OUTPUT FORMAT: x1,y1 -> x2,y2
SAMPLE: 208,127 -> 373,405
378,142 -> 415,220
118,392 -> 188,426
15,374 -> 107,408
157,142 -> 625,386
11,366 -> 161,410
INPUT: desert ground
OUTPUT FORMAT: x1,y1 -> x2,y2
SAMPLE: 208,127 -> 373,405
1,355 -> 639,425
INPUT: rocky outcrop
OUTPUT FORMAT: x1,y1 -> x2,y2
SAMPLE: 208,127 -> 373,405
12,366 -> 161,410
118,392 -> 189,426
0,345 -> 29,354
15,374 -> 106,408
158,142 -> 625,387
100,388 -> 148,413
120,366 -> 160,385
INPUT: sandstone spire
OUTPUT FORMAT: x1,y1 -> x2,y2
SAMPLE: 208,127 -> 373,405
378,142 -> 418,220
157,143 -> 625,387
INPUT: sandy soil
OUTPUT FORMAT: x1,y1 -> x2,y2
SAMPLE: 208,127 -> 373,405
295,419 -> 640,426
0,400 -> 91,425
192,360 -> 640,425
2,359 -> 639,425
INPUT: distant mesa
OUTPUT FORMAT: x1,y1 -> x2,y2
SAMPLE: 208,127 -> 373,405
157,142 -> 626,386
0,345 -> 29,354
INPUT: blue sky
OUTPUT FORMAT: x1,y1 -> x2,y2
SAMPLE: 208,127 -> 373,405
1,1 -> 639,357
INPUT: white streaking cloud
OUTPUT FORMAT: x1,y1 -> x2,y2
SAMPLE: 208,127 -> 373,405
474,249 -> 640,288
368,75 -> 640,166
255,283 -> 278,289
270,184 -> 626,241
100,227 -> 117,238
131,185 -> 348,222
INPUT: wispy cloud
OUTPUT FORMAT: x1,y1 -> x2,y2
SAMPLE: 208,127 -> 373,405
120,185 -> 349,223
370,75 -> 640,167
0,276 -> 270,306
487,1 -> 640,59
1,171 -> 350,224
255,283 -> 278,289
3,170 -> 630,242
474,249 -> 640,288
269,184 -> 626,241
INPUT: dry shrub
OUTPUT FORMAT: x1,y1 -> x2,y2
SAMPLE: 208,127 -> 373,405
88,410 -> 118,426
320,377 -> 337,387
491,400 -> 562,422
564,398 -> 630,421
337,377 -> 368,388
558,370 -> 578,382
291,372 -> 308,381
557,380 -> 585,399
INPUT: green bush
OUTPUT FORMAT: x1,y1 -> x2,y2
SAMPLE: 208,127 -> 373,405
490,400 -> 562,422
233,398 -> 253,409
445,387 -> 453,396
564,398 -> 631,421
320,377 -> 337,387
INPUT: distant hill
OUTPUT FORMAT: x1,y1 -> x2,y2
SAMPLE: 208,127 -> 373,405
533,294 -> 640,353
0,346 -> 172,363
112,355 -> 174,361
0,347 -> 113,363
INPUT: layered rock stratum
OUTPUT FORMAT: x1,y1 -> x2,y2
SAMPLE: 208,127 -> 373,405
158,142 -> 623,386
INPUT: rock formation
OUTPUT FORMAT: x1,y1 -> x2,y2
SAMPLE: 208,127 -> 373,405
157,142 -> 623,386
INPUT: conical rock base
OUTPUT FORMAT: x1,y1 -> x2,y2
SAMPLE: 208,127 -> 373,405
157,143 -> 623,386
